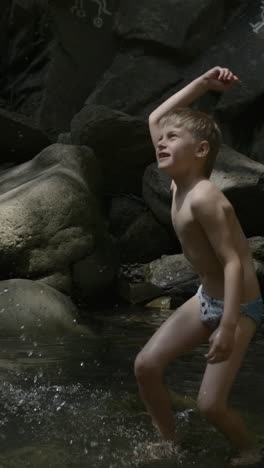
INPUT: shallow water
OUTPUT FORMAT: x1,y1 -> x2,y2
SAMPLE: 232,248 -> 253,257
0,306 -> 263,468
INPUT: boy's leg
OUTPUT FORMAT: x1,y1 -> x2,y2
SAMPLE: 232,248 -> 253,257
197,315 -> 257,451
134,294 -> 211,441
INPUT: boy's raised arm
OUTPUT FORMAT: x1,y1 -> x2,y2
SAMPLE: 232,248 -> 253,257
149,66 -> 239,147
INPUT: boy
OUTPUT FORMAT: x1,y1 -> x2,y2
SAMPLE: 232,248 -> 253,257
134,67 -> 264,466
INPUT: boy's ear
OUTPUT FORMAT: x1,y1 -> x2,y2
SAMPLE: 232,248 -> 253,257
196,140 -> 210,159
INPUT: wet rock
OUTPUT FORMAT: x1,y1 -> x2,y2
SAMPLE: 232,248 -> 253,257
0,108 -> 50,163
143,145 -> 264,237
0,279 -> 89,337
71,105 -> 155,195
118,255 -> 198,305
0,143 -> 117,299
114,0 -> 226,60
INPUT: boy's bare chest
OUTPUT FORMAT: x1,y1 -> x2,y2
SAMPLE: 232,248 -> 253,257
171,196 -> 197,242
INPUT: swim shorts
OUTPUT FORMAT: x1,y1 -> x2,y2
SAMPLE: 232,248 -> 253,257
196,284 -> 264,330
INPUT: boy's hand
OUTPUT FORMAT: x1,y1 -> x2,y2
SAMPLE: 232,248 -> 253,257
205,326 -> 235,364
201,66 -> 239,92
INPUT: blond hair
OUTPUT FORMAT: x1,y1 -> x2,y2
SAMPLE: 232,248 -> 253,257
159,108 -> 222,178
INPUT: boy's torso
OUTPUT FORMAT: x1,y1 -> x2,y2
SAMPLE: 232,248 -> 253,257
171,181 -> 261,302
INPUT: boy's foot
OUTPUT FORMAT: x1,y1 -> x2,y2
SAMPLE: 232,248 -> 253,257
133,440 -> 184,463
230,447 -> 262,466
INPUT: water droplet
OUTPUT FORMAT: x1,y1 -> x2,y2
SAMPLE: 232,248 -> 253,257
80,362 -> 84,367
90,441 -> 98,448
28,351 -> 33,357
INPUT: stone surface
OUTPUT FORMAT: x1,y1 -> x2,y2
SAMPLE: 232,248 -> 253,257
0,108 -> 50,163
118,254 -> 198,304
71,105 -> 155,195
0,279 -> 90,337
1,0 -> 119,139
143,145 -> 264,238
0,143 -> 117,299
85,49 -> 183,116
116,210 -> 175,264
114,0 -> 226,60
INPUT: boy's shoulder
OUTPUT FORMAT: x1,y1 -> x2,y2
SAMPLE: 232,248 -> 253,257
191,180 -> 231,213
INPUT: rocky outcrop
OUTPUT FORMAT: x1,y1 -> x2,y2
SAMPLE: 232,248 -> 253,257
71,105 -> 155,195
1,0 -> 119,139
0,143 -> 117,298
0,108 -> 50,163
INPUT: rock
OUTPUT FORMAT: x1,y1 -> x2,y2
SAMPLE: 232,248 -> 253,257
142,162 -> 173,228
114,0 -> 226,60
143,145 -> 264,237
116,210 -> 175,263
0,143 -> 117,299
174,2 -> 264,149
108,194 -> 147,237
71,105 -> 155,195
0,108 -> 50,163
118,254 -> 198,304
0,279 -> 90,337
2,0 -> 119,138
251,124 -> 264,165
85,49 -> 183,117
248,237 -> 264,295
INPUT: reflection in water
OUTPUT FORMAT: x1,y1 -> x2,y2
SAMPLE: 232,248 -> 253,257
0,307 -> 263,467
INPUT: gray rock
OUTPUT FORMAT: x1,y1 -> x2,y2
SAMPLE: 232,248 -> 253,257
85,50 -> 183,116
0,279 -> 90,337
2,0 -> 118,138
118,254 -> 198,304
71,105 -> 155,195
116,210 -> 175,264
248,237 -> 264,295
251,124 -> 264,165
143,145 -> 264,237
114,0 -> 225,60
108,194 -> 147,237
0,143 -> 117,298
0,108 -> 50,162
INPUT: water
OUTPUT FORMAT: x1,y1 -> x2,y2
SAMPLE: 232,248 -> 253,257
0,306 -> 263,468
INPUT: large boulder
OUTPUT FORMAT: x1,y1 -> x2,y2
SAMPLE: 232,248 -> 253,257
0,279 -> 91,337
0,143 -> 117,298
114,0 -> 226,60
85,49 -> 183,117
0,108 -> 50,163
143,145 -> 264,237
71,105 -> 155,195
2,0 -> 119,139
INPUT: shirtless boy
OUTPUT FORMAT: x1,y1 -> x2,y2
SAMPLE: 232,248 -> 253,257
134,67 -> 264,466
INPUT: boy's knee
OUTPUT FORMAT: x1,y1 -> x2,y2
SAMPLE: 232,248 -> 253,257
134,352 -> 162,382
197,396 -> 224,422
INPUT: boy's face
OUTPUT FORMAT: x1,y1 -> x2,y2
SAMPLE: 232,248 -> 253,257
156,123 -> 202,177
